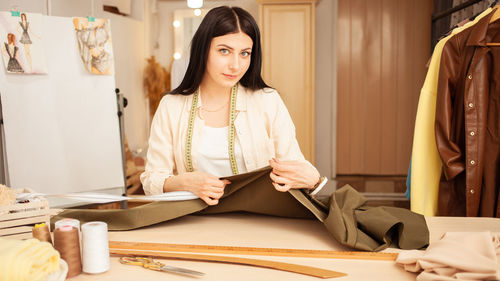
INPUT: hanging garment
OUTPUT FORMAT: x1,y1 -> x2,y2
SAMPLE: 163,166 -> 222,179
409,8 -> 494,216
52,166 -> 429,252
435,9 -> 500,216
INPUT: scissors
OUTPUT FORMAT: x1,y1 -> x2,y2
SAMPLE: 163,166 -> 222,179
119,256 -> 205,277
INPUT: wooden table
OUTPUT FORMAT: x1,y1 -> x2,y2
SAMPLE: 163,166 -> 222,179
70,213 -> 500,281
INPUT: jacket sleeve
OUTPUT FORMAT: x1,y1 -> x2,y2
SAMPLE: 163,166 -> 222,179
140,97 -> 176,195
435,37 -> 465,180
268,90 -> 307,162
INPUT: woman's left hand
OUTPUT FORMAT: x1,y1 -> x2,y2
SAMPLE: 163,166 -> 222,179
268,158 -> 320,192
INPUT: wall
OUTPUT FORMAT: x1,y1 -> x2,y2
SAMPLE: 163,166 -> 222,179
0,0 -> 150,156
336,0 -> 432,175
314,0 -> 336,193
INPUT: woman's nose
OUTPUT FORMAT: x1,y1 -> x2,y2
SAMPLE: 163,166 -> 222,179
228,54 -> 239,70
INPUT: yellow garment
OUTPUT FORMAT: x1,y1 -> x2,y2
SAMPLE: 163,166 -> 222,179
410,8 -> 493,216
0,238 -> 60,281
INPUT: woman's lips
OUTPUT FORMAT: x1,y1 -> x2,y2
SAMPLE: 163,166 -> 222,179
223,74 -> 237,79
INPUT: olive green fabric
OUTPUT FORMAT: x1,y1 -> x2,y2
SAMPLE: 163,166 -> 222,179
323,185 -> 429,251
51,166 -> 313,229
51,166 -> 429,251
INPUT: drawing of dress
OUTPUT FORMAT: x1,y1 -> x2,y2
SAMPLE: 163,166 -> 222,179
75,21 -> 113,74
4,43 -> 24,73
19,22 -> 32,44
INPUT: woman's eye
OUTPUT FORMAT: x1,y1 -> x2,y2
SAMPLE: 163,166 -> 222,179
241,51 -> 251,57
219,49 -> 229,54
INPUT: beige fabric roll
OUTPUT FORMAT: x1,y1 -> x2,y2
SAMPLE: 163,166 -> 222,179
0,238 -> 60,281
396,232 -> 500,280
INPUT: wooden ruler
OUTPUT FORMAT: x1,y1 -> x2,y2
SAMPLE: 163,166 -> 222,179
110,248 -> 347,279
109,241 -> 398,261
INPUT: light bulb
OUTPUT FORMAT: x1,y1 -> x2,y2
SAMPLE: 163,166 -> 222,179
173,53 -> 181,60
187,0 -> 203,9
194,9 -> 201,16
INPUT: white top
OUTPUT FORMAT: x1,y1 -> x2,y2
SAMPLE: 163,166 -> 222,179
195,125 -> 248,177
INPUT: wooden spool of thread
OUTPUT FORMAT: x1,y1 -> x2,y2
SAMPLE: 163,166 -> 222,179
32,223 -> 52,244
54,225 -> 82,278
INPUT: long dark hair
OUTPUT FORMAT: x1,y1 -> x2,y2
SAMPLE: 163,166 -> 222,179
170,6 -> 269,95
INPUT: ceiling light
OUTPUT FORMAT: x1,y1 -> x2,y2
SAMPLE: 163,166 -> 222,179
187,0 -> 203,9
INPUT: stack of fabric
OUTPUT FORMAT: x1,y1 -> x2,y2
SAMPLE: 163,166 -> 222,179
0,238 -> 63,281
397,232 -> 500,280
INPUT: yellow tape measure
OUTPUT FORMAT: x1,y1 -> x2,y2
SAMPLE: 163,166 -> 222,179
109,241 -> 398,261
186,84 -> 239,175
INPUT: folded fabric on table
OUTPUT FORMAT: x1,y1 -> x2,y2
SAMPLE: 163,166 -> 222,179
323,185 -> 429,251
396,232 -> 500,280
52,166 -> 429,251
0,238 -> 61,281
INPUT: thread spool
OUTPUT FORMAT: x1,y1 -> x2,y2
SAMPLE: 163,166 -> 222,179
32,223 -> 53,244
55,218 -> 82,251
55,218 -> 80,231
54,225 -> 82,278
81,221 -> 109,274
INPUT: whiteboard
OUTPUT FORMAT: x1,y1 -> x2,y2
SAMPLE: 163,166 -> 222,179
0,14 -> 125,198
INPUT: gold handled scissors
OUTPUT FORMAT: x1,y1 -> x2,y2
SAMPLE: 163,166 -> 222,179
120,256 -> 205,277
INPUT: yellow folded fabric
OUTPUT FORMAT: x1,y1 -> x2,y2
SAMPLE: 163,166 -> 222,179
0,238 -> 60,281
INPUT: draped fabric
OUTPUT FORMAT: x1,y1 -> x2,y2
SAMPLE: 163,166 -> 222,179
53,166 -> 429,252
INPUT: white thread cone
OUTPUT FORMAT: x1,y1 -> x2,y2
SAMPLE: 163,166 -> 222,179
81,221 -> 110,273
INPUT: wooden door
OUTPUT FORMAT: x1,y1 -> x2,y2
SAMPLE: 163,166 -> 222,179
258,0 -> 316,162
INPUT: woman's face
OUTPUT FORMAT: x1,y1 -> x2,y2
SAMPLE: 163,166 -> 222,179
203,31 -> 253,90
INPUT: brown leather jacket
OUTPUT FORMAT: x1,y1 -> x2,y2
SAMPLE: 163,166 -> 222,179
435,9 -> 500,217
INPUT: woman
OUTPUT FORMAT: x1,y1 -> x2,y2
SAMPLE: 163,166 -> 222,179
140,6 -> 326,205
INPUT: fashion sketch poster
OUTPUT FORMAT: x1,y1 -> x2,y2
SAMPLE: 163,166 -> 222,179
73,17 -> 114,75
0,11 -> 47,74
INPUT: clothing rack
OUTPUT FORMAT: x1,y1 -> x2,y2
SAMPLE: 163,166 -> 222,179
431,0 -> 496,50
432,0 -> 483,22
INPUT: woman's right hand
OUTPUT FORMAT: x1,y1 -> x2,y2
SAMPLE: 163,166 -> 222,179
164,171 -> 230,205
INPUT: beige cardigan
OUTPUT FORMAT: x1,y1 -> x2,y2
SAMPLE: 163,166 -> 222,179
140,84 -> 307,195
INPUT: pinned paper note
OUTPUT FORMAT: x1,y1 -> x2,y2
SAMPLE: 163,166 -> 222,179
73,17 -> 114,75
0,11 -> 47,74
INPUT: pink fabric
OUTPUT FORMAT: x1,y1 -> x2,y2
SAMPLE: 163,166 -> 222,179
396,232 -> 500,280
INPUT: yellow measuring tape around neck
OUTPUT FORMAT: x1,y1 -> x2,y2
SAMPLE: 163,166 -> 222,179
185,84 -> 239,175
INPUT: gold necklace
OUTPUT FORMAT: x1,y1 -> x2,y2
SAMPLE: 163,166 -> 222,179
201,101 -> 229,112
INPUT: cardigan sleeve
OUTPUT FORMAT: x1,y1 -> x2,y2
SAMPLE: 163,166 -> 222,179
140,96 -> 176,195
267,90 -> 306,162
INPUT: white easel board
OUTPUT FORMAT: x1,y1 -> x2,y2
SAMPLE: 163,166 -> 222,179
0,14 -> 124,201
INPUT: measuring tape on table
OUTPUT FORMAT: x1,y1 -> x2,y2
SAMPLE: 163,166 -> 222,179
186,84 -> 239,175
109,241 -> 398,261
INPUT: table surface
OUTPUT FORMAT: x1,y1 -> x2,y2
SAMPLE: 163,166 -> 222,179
70,213 -> 500,281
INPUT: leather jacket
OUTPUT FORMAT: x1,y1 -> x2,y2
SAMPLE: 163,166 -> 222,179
435,9 -> 500,217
